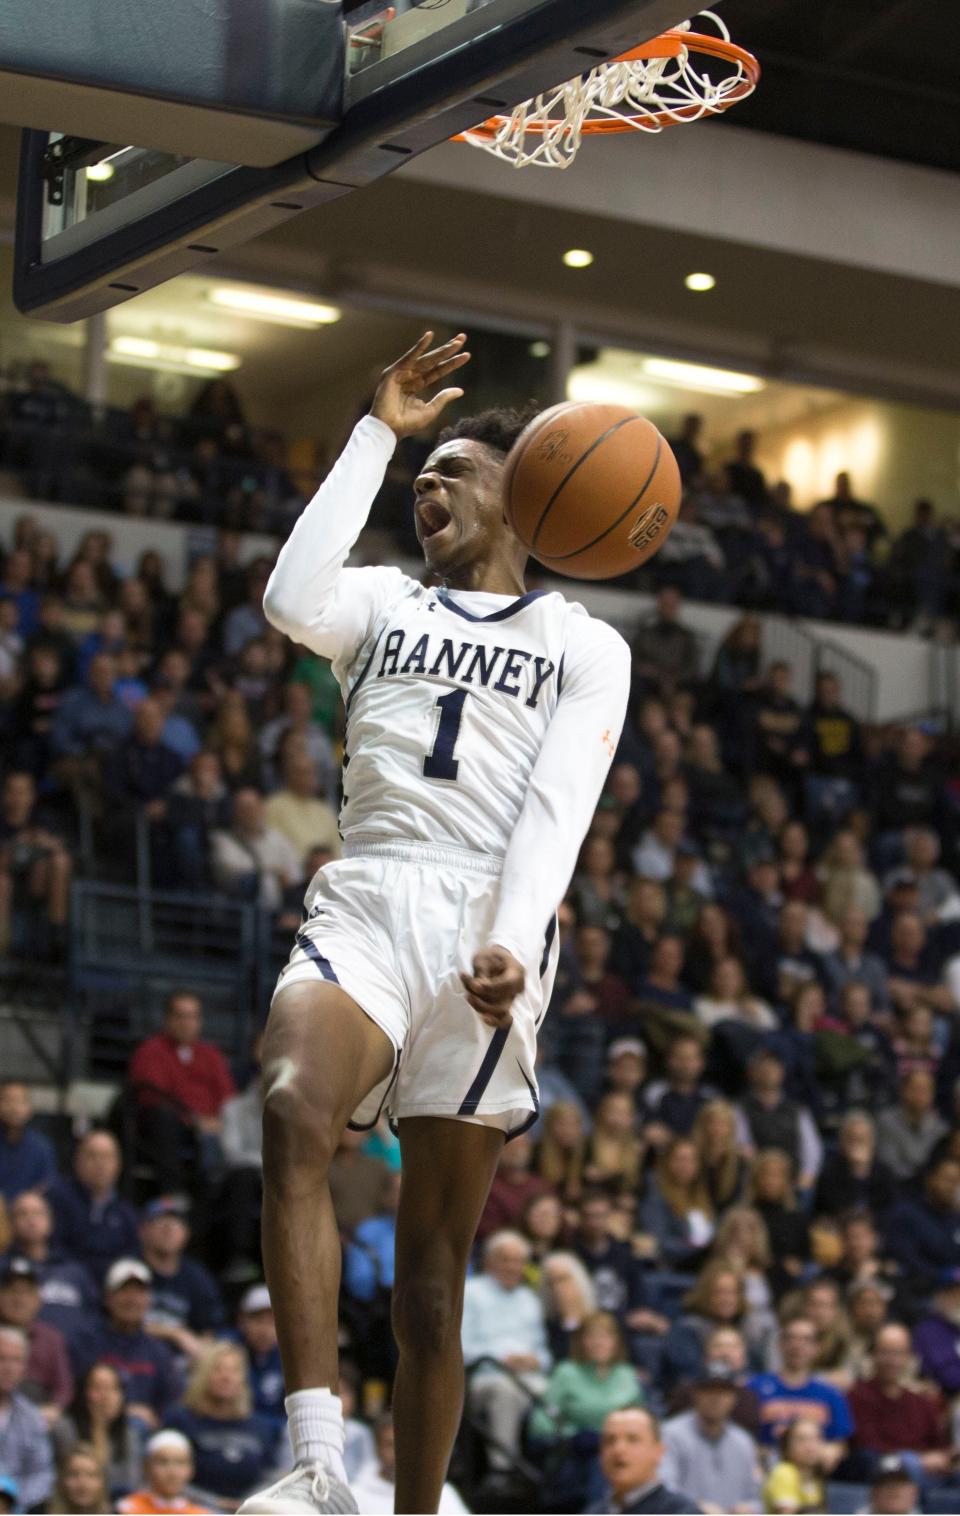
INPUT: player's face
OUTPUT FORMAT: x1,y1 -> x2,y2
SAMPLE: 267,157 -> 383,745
413,440 -> 513,575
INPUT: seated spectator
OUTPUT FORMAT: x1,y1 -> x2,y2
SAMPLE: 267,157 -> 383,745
632,812 -> 688,885
870,726 -> 946,843
208,693 -> 265,792
259,682 -> 338,799
794,671 -> 863,827
211,788 -> 303,910
45,1442 -> 112,1515
166,1341 -> 279,1506
49,652 -> 132,800
610,878 -> 669,992
898,827 -> 960,924
0,1325 -> 54,1511
748,1316 -> 852,1468
48,1131 -> 139,1284
913,1270 -> 960,1400
821,907 -> 890,1013
783,1277 -> 856,1390
683,904 -> 744,995
661,1363 -> 761,1514
749,662 -> 804,786
746,1152 -> 809,1296
736,1050 -> 823,1193
777,820 -> 819,905
631,587 -> 699,696
643,1035 -> 710,1145
520,1193 -> 565,1280
756,901 -> 822,1008
833,982 -> 896,1105
103,696 -> 184,818
9,643 -> 68,777
162,751 -> 232,890
591,1405 -> 699,1514
530,1311 -> 644,1440
343,1169 -> 401,1306
884,912 -> 957,1019
819,830 -> 881,926
763,1416 -> 827,1514
128,990 -> 235,1195
572,837 -> 627,932
327,1130 -> 388,1235
692,1101 -> 747,1213
604,1040 -> 649,1115
584,1093 -> 645,1195
694,956 -> 775,1031
709,613 -> 762,699
118,1428 -> 213,1514
575,924 -> 632,1029
710,1206 -> 776,1325
0,1258 -> 72,1423
234,1286 -> 284,1430
263,746 -> 341,866
534,1101 -> 588,1203
865,1456 -> 923,1516
848,1322 -> 950,1481
640,1137 -> 714,1271
0,774 -> 72,957
876,1070 -> 948,1183
221,562 -> 270,657
814,1110 -> 898,1221
462,1231 -> 551,1471
886,1153 -> 960,1292
539,1252 -> 599,1363
666,1325 -> 761,1435
0,1081 -> 57,1204
2,1190 -> 98,1349
477,1135 -> 550,1240
139,1196 -> 224,1362
352,1414 -> 467,1515
77,1259 -> 181,1428
662,1263 -> 770,1390
845,1279 -> 893,1382
891,1004 -> 942,1083
52,1363 -> 143,1500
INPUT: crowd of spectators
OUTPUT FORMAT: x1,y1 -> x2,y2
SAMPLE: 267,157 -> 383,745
2,374 -> 960,1513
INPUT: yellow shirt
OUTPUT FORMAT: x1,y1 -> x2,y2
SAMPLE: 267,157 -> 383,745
263,791 -> 341,860
763,1460 -> 824,1513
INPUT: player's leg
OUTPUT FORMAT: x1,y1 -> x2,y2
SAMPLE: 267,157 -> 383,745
240,978 -> 394,1514
391,1115 -> 505,1515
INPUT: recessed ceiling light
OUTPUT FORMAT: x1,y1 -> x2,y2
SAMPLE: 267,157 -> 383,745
562,249 -> 594,269
207,286 -> 341,327
641,356 -> 763,394
108,335 -> 240,375
85,162 -> 115,183
684,271 -> 716,292
529,340 -> 551,359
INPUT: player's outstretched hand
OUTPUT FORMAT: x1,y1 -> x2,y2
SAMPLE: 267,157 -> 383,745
461,945 -> 525,1030
370,330 -> 471,439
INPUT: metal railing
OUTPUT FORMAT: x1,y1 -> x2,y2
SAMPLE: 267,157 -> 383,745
761,614 -> 879,721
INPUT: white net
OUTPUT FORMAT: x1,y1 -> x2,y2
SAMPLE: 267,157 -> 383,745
459,11 -> 757,169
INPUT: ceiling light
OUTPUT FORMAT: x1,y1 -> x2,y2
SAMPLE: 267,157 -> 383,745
85,162 -> 115,183
207,286 -> 341,327
562,249 -> 594,269
684,271 -> 716,292
529,340 -> 551,359
108,336 -> 240,375
641,356 -> 763,395
567,371 -> 659,412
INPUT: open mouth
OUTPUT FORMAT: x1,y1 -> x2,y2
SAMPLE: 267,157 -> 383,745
417,501 -> 453,542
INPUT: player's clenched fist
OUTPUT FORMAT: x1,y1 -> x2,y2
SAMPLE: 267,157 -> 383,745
370,330 -> 471,440
461,945 -> 525,1030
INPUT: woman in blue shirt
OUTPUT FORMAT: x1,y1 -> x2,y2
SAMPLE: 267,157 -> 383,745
165,1342 -> 279,1507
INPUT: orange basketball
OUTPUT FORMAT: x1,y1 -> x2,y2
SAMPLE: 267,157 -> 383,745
503,401 -> 681,579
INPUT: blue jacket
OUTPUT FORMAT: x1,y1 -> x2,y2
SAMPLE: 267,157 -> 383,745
913,1312 -> 960,1395
144,1255 -> 225,1335
884,1197 -> 960,1286
343,1215 -> 396,1302
165,1406 -> 279,1500
77,1322 -> 181,1416
47,1176 -> 140,1282
0,1125 -> 58,1202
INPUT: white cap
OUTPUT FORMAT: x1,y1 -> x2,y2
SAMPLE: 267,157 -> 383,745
608,1037 -> 647,1062
239,1284 -> 272,1315
146,1430 -> 192,1457
105,1258 -> 151,1291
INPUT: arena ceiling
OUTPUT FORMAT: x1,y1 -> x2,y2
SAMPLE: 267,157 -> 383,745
718,0 -> 960,175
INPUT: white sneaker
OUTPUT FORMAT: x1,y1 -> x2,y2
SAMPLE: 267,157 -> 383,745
237,1462 -> 358,1514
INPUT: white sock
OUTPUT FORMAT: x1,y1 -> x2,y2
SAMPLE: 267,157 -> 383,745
285,1388 -> 348,1485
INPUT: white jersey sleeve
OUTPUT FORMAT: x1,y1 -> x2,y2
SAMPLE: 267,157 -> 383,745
491,614 -> 631,969
263,415 -> 413,675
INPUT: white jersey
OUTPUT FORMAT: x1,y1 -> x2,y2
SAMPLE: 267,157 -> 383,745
264,415 -> 630,969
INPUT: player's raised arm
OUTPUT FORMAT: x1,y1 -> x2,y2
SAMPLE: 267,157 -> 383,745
462,617 -> 631,1025
262,331 -> 470,661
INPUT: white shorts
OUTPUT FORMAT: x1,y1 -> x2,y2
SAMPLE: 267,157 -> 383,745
272,838 -> 559,1137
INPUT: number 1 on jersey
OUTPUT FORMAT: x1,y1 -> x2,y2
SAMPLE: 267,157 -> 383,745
423,688 -> 468,782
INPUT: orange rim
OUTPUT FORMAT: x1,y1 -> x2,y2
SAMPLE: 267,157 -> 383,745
453,29 -> 760,141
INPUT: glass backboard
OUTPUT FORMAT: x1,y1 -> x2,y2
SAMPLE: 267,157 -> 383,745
15,0 -> 697,321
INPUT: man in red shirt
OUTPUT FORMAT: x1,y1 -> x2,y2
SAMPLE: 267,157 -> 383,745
476,1134 -> 550,1240
128,991 -> 235,1194
849,1321 -> 950,1482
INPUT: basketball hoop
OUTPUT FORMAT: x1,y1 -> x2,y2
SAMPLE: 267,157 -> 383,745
453,10 -> 759,169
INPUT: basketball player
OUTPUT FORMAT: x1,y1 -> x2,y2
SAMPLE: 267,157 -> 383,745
238,332 -> 630,1514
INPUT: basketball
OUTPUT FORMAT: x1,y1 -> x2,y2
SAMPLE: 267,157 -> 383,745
503,402 -> 682,580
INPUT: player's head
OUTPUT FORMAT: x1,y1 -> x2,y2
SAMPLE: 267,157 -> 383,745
414,404 -> 540,579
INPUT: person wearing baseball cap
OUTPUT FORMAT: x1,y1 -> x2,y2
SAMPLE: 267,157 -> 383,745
139,1195 -> 225,1362
868,1455 -> 921,1516
118,1429 -> 213,1514
236,1285 -> 285,1428
660,1362 -> 761,1514
0,1255 -> 73,1423
75,1260 -> 181,1427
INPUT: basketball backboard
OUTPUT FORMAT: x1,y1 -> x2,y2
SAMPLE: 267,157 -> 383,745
13,0 -> 699,322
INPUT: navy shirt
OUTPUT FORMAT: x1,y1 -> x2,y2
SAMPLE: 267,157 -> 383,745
1,1248 -> 98,1350
165,1406 -> 279,1499
47,1177 -> 140,1282
144,1256 -> 225,1336
77,1322 -> 181,1417
0,1126 -> 58,1203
